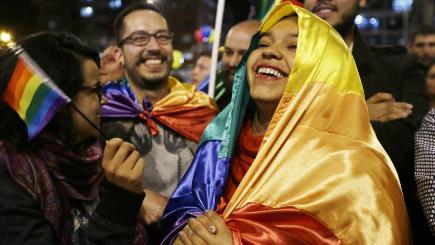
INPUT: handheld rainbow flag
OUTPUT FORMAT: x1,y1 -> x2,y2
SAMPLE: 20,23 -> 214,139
1,47 -> 71,139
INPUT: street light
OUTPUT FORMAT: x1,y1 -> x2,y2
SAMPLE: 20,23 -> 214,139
0,31 -> 12,43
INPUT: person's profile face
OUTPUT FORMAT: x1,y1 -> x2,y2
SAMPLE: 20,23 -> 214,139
246,16 -> 298,107
119,10 -> 173,85
222,30 -> 252,88
71,59 -> 102,143
192,55 -> 211,86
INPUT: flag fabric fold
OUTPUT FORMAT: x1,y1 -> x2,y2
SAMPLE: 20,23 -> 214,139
1,48 -> 70,139
162,2 -> 410,244
101,77 -> 218,143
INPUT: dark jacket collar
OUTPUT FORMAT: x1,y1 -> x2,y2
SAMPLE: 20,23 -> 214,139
352,27 -> 376,68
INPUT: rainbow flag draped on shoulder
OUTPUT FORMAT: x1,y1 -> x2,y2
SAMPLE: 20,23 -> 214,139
101,76 -> 217,143
1,47 -> 70,139
162,2 -> 410,244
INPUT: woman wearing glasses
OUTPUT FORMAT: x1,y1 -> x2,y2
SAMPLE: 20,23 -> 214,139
0,32 -> 147,244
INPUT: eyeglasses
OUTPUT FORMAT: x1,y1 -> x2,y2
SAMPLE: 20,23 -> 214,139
118,30 -> 174,46
76,82 -> 102,100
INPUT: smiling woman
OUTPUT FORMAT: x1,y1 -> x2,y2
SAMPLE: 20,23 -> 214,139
161,1 -> 410,245
247,15 -> 297,130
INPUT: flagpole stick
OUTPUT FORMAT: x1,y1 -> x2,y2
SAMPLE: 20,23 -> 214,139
208,0 -> 226,98
69,103 -> 107,141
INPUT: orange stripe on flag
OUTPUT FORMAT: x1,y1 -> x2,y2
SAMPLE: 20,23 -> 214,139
4,59 -> 34,110
13,65 -> 34,109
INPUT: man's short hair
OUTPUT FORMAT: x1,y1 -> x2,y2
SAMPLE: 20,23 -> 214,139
411,25 -> 435,44
114,2 -> 162,45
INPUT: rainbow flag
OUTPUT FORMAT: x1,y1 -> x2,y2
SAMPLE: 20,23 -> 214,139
1,49 -> 71,139
162,2 -> 409,244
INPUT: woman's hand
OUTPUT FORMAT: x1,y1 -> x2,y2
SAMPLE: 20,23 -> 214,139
102,138 -> 145,194
174,211 -> 232,245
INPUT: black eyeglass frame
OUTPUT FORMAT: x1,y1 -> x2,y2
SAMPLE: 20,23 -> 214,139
118,30 -> 174,46
75,82 -> 102,100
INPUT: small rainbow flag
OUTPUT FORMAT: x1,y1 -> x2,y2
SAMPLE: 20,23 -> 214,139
1,48 -> 71,139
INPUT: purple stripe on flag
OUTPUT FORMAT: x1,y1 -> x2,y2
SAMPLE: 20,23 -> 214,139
26,89 -> 68,139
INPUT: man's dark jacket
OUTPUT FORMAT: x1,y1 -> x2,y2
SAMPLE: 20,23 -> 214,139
353,29 -> 432,243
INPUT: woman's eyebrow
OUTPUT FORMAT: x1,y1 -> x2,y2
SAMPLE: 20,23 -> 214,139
287,32 -> 299,38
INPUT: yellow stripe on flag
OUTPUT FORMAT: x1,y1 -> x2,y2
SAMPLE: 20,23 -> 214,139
17,74 -> 43,120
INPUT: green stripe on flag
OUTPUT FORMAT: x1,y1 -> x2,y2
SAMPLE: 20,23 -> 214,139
25,83 -> 50,125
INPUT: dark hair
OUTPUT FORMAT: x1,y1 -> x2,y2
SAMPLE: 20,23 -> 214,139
0,32 -> 99,147
114,2 -> 162,45
411,25 -> 435,43
198,50 -> 211,58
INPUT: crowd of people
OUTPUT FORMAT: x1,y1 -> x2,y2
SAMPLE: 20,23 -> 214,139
0,0 -> 435,244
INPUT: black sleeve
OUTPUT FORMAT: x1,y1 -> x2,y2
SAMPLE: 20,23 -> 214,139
0,161 -> 58,244
0,161 -> 145,245
371,54 -> 429,130
370,54 -> 429,184
74,182 -> 145,245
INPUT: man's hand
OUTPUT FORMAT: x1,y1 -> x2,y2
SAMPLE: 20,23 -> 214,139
174,211 -> 232,245
366,92 -> 413,122
140,189 -> 169,225
102,138 -> 145,194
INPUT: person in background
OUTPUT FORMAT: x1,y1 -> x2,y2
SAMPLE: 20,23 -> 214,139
191,51 -> 211,90
99,44 -> 125,84
304,0 -> 431,242
215,20 -> 260,110
0,32 -> 146,244
415,107 -> 435,237
161,2 -> 409,244
410,26 -> 435,71
101,2 -> 217,243
426,60 -> 435,108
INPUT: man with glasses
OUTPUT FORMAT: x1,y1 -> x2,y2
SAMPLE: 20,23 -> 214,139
100,2 -> 217,243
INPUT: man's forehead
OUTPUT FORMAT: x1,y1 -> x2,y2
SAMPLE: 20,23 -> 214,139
123,10 -> 168,31
224,42 -> 248,52
415,34 -> 435,41
225,32 -> 252,49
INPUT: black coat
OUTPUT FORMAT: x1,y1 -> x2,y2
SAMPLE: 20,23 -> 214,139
352,29 -> 432,243
0,160 -> 145,244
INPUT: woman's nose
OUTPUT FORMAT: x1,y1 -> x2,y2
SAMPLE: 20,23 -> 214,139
262,46 -> 282,60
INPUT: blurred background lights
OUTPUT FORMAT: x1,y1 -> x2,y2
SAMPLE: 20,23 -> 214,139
354,15 -> 365,25
194,26 -> 214,44
369,17 -> 380,29
80,6 -> 94,18
392,0 -> 413,12
355,14 -> 381,31
108,0 -> 122,10
0,31 -> 12,43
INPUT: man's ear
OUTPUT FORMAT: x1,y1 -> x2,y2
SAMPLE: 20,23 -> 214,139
113,47 -> 124,66
359,0 -> 367,8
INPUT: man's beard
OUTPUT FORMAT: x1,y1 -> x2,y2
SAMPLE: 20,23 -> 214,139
334,5 -> 360,39
127,65 -> 171,91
